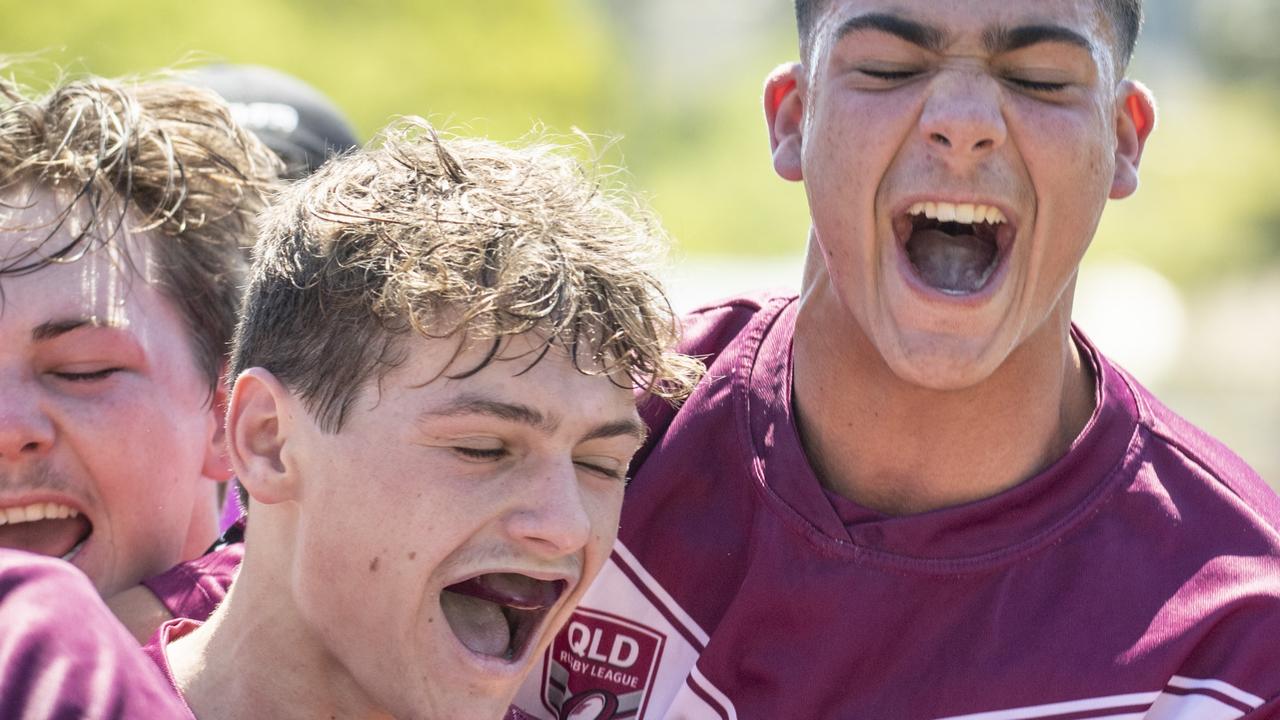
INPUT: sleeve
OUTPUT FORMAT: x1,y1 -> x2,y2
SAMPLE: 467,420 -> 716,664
0,550 -> 192,719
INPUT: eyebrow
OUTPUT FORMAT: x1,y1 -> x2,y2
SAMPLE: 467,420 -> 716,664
834,13 -> 1095,57
422,396 -> 556,432
984,24 -> 1095,55
418,394 -> 647,444
582,419 -> 648,446
31,317 -> 126,342
835,12 -> 947,53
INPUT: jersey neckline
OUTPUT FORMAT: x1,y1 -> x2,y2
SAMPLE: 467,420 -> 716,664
735,295 -> 1145,573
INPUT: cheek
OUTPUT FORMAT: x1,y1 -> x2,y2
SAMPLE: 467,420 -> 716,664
586,484 -> 625,552
1013,100 -> 1114,192
805,91 -> 912,183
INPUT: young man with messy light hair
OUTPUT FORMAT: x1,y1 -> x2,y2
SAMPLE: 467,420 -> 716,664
141,119 -> 701,720
0,70 -> 279,597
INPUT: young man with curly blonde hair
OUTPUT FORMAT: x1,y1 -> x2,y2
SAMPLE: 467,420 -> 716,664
139,120 -> 701,720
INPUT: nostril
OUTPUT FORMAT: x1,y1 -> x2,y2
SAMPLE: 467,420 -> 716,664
974,138 -> 995,151
21,442 -> 39,453
930,133 -> 952,148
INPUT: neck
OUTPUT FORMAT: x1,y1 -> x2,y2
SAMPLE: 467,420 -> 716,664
792,244 -> 1096,516
166,538 -> 391,720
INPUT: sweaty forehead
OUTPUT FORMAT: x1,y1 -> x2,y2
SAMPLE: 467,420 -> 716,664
810,0 -> 1117,60
0,187 -> 167,325
0,184 -> 161,279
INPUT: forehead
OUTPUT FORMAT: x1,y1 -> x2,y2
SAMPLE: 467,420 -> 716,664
814,0 -> 1115,53
0,185 -> 169,330
373,332 -> 638,427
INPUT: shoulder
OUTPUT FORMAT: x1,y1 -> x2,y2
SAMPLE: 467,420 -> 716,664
0,550 -> 192,719
635,290 -> 795,454
675,290 -> 794,360
1117,361 -> 1280,532
140,541 -> 245,623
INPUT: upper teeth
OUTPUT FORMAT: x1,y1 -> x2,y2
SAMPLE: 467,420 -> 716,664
0,502 -> 80,525
909,201 -> 1007,225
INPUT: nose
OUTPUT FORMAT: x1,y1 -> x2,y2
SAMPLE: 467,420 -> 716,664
504,459 -> 593,559
919,69 -> 1007,162
0,379 -> 55,462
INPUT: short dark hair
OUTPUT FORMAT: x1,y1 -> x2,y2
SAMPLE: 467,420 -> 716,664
793,0 -> 1143,70
232,119 -> 703,434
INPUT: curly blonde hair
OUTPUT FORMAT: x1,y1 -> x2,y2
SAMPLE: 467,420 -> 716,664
234,119 -> 703,431
0,69 -> 282,390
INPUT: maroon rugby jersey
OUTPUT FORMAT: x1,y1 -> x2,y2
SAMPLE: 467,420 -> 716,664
0,550 -> 189,719
514,292 -> 1280,719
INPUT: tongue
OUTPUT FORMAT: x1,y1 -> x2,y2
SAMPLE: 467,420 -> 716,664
440,589 -> 511,657
906,228 -> 998,294
0,517 -> 90,558
447,573 -> 559,610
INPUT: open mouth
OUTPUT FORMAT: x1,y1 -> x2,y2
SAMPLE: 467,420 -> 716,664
439,573 -> 567,663
896,201 -> 1012,296
0,502 -> 92,562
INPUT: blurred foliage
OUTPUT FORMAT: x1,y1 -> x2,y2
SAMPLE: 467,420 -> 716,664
1191,0 -> 1280,82
1,0 -> 1276,287
0,0 -> 619,140
1091,85 -> 1280,285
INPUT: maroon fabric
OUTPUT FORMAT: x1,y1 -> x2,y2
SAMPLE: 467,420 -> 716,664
0,549 -> 191,719
141,541 -> 243,622
141,618 -> 199,718
516,292 -> 1280,719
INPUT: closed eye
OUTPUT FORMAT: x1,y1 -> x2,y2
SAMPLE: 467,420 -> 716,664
52,368 -> 122,382
575,461 -> 626,481
1006,77 -> 1069,93
860,68 -> 920,83
452,446 -> 509,462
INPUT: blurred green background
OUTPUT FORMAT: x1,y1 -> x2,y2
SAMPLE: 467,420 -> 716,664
2,0 -> 1276,483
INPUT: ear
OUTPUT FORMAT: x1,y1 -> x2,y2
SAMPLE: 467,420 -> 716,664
225,368 -> 298,506
1110,79 -> 1156,200
765,62 -> 806,182
199,370 -> 233,483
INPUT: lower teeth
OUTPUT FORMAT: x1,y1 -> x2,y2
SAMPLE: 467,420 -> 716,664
60,535 -> 88,562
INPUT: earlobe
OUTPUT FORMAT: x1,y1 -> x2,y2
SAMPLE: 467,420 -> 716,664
1110,79 -> 1156,199
225,368 -> 297,505
764,62 -> 806,182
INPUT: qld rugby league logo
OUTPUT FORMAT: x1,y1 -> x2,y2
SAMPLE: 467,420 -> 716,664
540,608 -> 665,719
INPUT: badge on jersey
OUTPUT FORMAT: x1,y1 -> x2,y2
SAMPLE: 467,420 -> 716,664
539,608 -> 666,719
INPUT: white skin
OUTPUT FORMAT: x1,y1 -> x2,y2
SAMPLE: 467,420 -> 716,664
167,332 -> 641,720
764,0 -> 1155,514
0,186 -> 226,597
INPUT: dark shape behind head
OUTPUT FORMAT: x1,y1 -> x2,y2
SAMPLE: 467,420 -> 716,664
188,64 -> 360,179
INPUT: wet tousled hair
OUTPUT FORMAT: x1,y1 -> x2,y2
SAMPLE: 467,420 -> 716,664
232,118 -> 703,434
793,0 -> 1143,71
0,69 -> 282,393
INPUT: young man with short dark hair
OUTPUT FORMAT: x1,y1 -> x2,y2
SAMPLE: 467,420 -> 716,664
516,2 -> 1280,717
